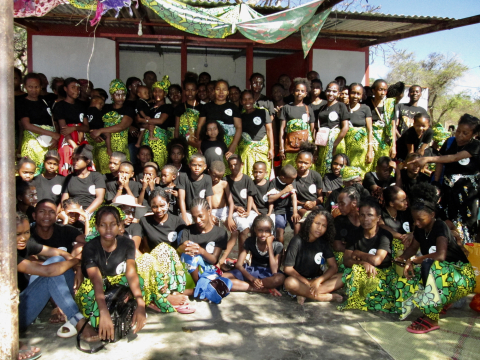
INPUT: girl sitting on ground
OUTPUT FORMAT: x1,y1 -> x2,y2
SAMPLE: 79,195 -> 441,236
223,215 -> 285,296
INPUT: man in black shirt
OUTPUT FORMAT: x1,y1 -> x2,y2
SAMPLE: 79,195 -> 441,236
396,85 -> 428,136
363,156 -> 396,192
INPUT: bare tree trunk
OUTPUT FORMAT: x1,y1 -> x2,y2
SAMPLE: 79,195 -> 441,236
0,0 -> 19,358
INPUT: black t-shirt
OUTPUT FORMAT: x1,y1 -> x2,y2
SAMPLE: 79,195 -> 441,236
85,107 -> 104,130
397,103 -> 428,134
177,173 -> 213,210
255,98 -> 275,117
278,104 -> 314,123
310,102 -> 324,122
175,102 -> 203,118
140,214 -> 186,250
317,102 -> 350,129
323,173 -> 343,193
103,104 -> 136,125
253,180 -> 274,215
17,238 -> 44,292
159,183 -> 180,215
400,169 -> 430,198
150,103 -> 175,129
124,222 -> 143,239
200,102 -> 241,125
136,98 -> 152,117
241,108 -> 271,141
243,236 -> 283,268
381,208 -> 413,235
105,180 -> 142,202
346,227 -> 392,269
62,172 -> 106,209
414,219 -> 468,263
32,174 -> 65,204
81,235 -> 135,278
284,235 -> 334,278
270,177 -> 297,214
396,126 -> 433,160
15,97 -> 53,127
200,139 -> 228,168
349,104 -> 372,127
42,93 -> 58,108
334,215 -> 361,243
440,138 -> 480,176
362,171 -> 395,190
180,224 -> 228,259
295,169 -> 323,203
31,223 -> 81,253
364,97 -> 398,123
226,174 -> 256,208
53,100 -> 86,125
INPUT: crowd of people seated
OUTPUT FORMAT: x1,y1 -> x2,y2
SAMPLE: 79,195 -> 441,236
13,67 -> 479,359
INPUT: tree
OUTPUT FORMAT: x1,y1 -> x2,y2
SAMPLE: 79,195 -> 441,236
14,25 -> 27,74
386,50 -> 469,123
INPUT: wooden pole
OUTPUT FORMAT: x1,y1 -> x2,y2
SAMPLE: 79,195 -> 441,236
0,0 -> 19,357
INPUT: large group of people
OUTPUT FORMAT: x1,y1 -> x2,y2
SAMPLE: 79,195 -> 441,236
13,67 -> 480,359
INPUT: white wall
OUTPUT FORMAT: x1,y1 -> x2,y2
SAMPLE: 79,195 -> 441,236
312,49 -> 366,85
119,51 -> 267,92
32,36 -> 116,92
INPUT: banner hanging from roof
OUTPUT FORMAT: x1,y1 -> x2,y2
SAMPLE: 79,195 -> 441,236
301,7 -> 331,57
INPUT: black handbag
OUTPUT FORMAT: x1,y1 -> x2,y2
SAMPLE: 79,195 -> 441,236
76,280 -> 138,353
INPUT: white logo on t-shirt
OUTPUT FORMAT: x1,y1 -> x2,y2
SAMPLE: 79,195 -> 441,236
52,184 -> 62,195
314,252 -> 324,265
215,147 -> 222,156
403,222 -> 410,233
308,184 -> 316,194
206,242 -> 215,254
199,189 -> 206,198
253,116 -> 262,125
329,112 -> 339,121
240,189 -> 247,199
58,247 -> 67,252
224,109 -> 233,116
79,113 -> 84,123
86,115 -> 93,123
167,231 -> 178,243
154,112 -> 162,118
116,261 -> 126,275
263,194 -> 269,203
369,249 -> 377,255
429,246 -> 436,254
302,113 -> 309,122
459,158 -> 470,166
88,185 -> 96,195
47,108 -> 52,116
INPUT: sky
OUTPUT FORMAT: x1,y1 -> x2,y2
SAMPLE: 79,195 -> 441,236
362,0 -> 480,96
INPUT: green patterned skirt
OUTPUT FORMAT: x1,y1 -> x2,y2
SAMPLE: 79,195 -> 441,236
142,126 -> 169,169
395,261 -> 475,321
316,127 -> 346,177
178,109 -> 199,160
238,134 -> 271,180
21,125 -> 56,176
345,126 -> 371,175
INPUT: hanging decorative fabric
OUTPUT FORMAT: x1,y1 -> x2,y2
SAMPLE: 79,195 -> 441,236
301,7 -> 331,57
14,0 -> 64,17
91,0 -> 138,26
66,0 -> 97,10
236,0 -> 325,44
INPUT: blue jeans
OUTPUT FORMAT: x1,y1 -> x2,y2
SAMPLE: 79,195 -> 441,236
19,256 -> 84,332
129,142 -> 138,165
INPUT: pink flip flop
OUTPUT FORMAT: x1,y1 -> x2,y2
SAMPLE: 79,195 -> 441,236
174,304 -> 196,314
406,317 -> 440,334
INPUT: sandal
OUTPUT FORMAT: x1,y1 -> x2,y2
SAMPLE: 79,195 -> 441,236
57,320 -> 78,338
49,307 -> 66,324
440,304 -> 452,315
174,304 -> 196,314
18,349 -> 42,360
406,317 -> 440,334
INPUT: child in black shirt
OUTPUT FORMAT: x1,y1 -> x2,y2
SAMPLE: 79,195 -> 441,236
362,156 -> 396,192
135,85 -> 152,148
199,119 -> 228,169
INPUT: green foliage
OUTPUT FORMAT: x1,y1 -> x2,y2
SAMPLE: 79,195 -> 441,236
14,25 -> 27,74
386,50 -> 470,123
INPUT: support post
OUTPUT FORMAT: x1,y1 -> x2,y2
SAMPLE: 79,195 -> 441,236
246,44 -> 253,89
364,48 -> 370,86
0,0 -> 19,357
115,39 -> 119,78
181,37 -> 187,81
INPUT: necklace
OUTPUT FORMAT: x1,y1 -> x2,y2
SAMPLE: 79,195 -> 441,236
255,238 -> 268,256
102,239 -> 117,265
424,221 -> 435,240
386,207 -> 397,221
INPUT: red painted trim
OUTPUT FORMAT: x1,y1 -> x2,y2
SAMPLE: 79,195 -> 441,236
364,48 -> 370,86
115,40 -> 120,78
306,50 -> 313,72
27,31 -> 33,72
246,45 -> 253,89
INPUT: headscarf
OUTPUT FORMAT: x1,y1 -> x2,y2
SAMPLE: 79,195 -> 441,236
341,166 -> 362,182
109,79 -> 127,95
152,75 -> 171,95
432,123 -> 450,146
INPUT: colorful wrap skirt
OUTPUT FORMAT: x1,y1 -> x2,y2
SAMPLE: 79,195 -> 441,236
142,126 -> 169,169
442,173 -> 480,244
345,125 -> 371,175
21,125 -> 56,176
316,127 -> 345,176
238,133 -> 271,180
371,120 -> 393,166
135,243 -> 186,313
58,124 -> 82,176
178,108 -> 200,159
75,273 -> 145,328
395,260 -> 476,321
282,119 -> 313,169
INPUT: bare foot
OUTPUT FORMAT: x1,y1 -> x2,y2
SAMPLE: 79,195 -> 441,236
18,343 -> 41,360
314,293 -> 343,302
49,307 -> 66,324
269,288 -> 282,297
166,294 -> 189,306
297,296 -> 306,305
76,318 -> 100,342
